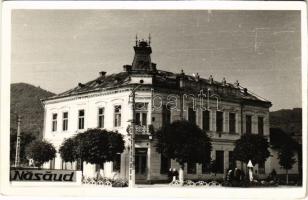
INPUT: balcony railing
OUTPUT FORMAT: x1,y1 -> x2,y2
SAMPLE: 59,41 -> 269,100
127,125 -> 151,135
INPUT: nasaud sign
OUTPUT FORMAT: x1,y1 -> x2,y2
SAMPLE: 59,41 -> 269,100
10,169 -> 76,182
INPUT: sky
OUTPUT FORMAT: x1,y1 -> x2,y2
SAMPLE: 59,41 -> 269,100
11,10 -> 301,111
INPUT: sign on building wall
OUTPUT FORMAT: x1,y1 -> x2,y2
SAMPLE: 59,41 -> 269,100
10,169 -> 76,182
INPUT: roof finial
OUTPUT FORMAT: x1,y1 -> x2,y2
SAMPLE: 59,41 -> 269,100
135,34 -> 138,46
148,33 -> 151,45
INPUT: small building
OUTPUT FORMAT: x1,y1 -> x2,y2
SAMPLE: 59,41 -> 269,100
42,38 -> 291,183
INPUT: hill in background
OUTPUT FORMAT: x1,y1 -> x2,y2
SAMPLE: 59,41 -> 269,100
10,83 -> 55,139
270,108 -> 302,143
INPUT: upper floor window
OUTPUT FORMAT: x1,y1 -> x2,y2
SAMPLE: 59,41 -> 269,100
246,115 -> 252,134
258,116 -> 264,136
202,110 -> 210,131
78,110 -> 85,130
62,112 -> 68,131
229,112 -> 236,133
52,113 -> 57,132
98,107 -> 105,128
216,111 -> 223,132
188,107 -> 196,124
162,105 -> 171,127
114,105 -> 122,127
135,103 -> 148,126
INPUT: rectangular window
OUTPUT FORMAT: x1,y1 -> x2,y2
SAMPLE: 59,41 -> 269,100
258,116 -> 264,136
114,105 -> 122,127
216,150 -> 224,174
229,112 -> 236,133
162,105 -> 171,126
216,111 -> 223,132
98,107 -> 105,128
135,112 -> 147,126
78,110 -> 85,130
96,163 -> 104,172
229,151 -> 236,169
52,113 -> 57,132
76,159 -> 82,170
113,154 -> 121,172
50,158 -> 55,169
160,154 -> 171,174
188,107 -> 196,124
246,115 -> 252,134
187,162 -> 197,174
62,161 -> 74,170
62,112 -> 68,131
202,162 -> 211,174
202,110 -> 210,131
258,162 -> 265,174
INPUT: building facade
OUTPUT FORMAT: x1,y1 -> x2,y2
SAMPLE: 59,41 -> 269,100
42,39 -> 295,183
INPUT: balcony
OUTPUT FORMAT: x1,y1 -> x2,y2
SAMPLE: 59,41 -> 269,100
128,125 -> 152,135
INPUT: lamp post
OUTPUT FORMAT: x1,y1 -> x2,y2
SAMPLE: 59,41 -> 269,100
14,115 -> 21,168
128,82 -> 143,188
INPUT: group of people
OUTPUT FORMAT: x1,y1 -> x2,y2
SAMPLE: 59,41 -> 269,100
225,167 -> 245,186
168,168 -> 179,182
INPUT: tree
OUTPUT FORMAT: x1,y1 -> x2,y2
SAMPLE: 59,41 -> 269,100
10,129 -> 36,166
155,120 -> 212,184
59,129 -> 125,172
59,137 -> 78,163
233,134 -> 270,170
278,143 -> 296,185
25,140 -> 56,168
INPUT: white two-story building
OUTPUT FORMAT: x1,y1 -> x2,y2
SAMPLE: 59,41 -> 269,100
42,39 -> 296,183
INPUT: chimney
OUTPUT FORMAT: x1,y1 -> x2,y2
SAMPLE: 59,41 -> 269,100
179,69 -> 186,88
195,73 -> 200,82
151,63 -> 157,72
123,65 -> 132,72
78,83 -> 85,87
209,75 -> 214,84
99,71 -> 106,77
222,77 -> 226,86
243,88 -> 248,95
234,80 -> 240,88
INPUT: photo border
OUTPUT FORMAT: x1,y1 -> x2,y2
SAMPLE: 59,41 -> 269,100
1,1 -> 307,199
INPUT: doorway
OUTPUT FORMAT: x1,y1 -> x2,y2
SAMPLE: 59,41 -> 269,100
135,148 -> 147,181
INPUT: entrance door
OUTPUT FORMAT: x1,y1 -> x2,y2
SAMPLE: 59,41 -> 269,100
135,148 -> 147,181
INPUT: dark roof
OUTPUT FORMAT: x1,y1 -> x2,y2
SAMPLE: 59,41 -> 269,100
44,69 -> 271,107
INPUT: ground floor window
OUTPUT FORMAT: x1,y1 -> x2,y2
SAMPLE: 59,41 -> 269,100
258,162 -> 265,174
62,161 -> 74,170
229,151 -> 236,169
113,154 -> 121,172
96,163 -> 104,172
160,154 -> 171,174
49,158 -> 55,169
215,150 -> 224,174
202,162 -> 211,174
187,162 -> 197,174
76,159 -> 82,170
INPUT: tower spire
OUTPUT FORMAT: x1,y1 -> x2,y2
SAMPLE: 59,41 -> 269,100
135,34 -> 138,46
148,33 -> 151,45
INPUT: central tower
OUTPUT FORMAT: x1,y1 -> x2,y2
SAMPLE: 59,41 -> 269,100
132,35 -> 155,71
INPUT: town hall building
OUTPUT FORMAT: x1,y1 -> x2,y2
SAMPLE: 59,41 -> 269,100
42,38 -> 296,183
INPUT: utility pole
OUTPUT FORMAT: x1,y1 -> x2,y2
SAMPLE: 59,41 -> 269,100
128,82 -> 143,188
129,90 -> 136,187
14,115 -> 21,168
